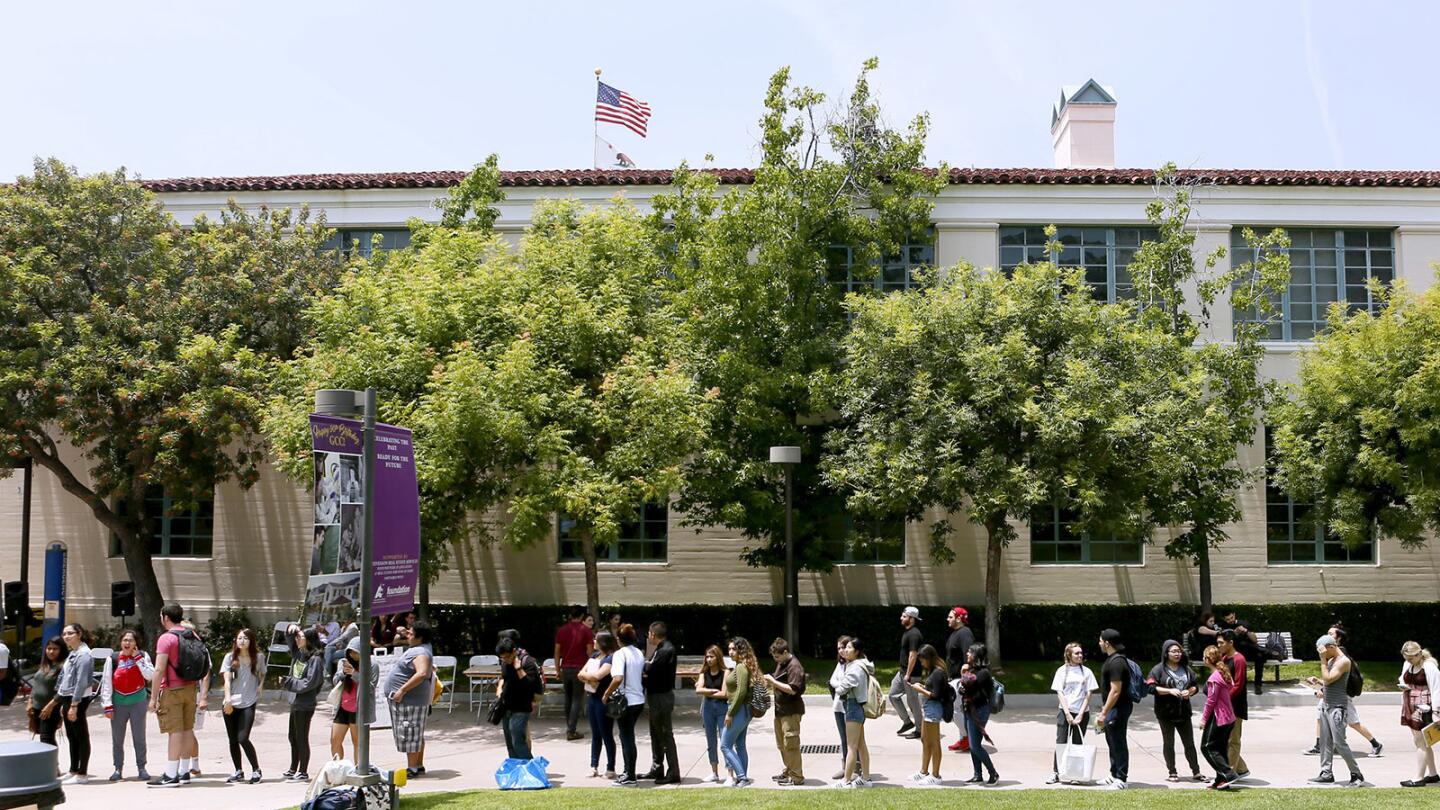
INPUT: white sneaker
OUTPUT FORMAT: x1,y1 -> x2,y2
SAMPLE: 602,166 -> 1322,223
923,775 -> 943,786
702,773 -> 720,783
831,779 -> 854,789
1108,779 -> 1127,790
909,772 -> 927,783
735,777 -> 753,787
721,777 -> 737,787
853,777 -> 873,788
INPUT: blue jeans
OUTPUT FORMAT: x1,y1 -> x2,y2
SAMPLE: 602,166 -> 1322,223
1104,702 -> 1132,781
965,706 -> 997,778
702,698 -> 727,767
720,705 -> 751,779
617,704 -> 645,779
587,694 -> 615,771
834,710 -> 848,766
502,709 -> 532,760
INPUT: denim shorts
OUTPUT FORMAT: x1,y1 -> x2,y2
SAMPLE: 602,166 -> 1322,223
844,697 -> 865,723
922,699 -> 943,723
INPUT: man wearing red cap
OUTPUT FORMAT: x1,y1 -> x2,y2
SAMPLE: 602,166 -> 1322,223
945,608 -> 975,752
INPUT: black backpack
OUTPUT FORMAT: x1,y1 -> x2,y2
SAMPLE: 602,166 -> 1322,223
939,677 -> 957,724
171,628 -> 211,682
1345,657 -> 1364,698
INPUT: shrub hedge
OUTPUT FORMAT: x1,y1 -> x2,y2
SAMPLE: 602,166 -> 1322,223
427,601 -> 1440,663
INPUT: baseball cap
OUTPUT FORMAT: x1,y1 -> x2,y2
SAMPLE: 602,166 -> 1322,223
949,606 -> 969,620
1100,628 -> 1124,650
1316,635 -> 1337,650
902,606 -> 922,621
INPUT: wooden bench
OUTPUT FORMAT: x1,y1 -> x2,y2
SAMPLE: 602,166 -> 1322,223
1254,631 -> 1303,681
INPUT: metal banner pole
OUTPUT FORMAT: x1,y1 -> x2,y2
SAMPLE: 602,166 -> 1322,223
357,387 -> 378,776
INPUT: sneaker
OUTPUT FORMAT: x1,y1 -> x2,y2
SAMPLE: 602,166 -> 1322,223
1309,774 -> 1335,784
292,772 -> 309,783
137,770 -> 151,782
1305,744 -> 1320,755
903,731 -> 922,740
281,770 -> 295,780
406,767 -> 427,779
721,777 -> 737,787
948,740 -> 966,751
966,775 -> 984,783
226,771 -> 244,783
249,771 -> 262,784
1166,773 -> 1180,782
1236,770 -> 1250,779
1045,773 -> 1060,784
909,772 -> 928,783
1346,775 -> 1366,787
189,768 -> 200,777
109,771 -> 123,782
852,777 -> 872,788
1107,778 -> 1126,790
147,774 -> 181,788
831,779 -> 855,789
1194,773 -> 1210,783
703,773 -> 721,783
987,772 -> 1000,785
896,723 -> 915,736
776,777 -> 802,786
735,777 -> 753,788
772,772 -> 788,782
1371,741 -> 1384,757
177,772 -> 190,785
1213,777 -> 1233,790
615,776 -> 639,787
926,775 -> 944,786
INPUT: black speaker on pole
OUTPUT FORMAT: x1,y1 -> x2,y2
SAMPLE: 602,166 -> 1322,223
3,581 -> 25,625
111,581 -> 135,618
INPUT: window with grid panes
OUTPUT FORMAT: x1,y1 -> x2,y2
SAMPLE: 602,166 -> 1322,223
998,226 -> 1158,303
1232,229 -> 1394,341
1263,429 -> 1374,564
558,502 -> 668,562
109,485 -> 214,557
322,228 -> 411,258
819,512 -> 906,564
828,242 -> 935,294
1030,503 -> 1143,564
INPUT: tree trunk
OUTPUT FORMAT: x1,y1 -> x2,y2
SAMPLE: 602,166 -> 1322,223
1198,542 -> 1213,615
116,525 -> 166,645
580,529 -> 601,622
983,520 -> 1004,670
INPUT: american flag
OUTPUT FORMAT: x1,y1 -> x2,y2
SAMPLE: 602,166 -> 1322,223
595,81 -> 652,138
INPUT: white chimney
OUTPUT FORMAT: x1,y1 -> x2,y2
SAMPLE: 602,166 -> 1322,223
1051,80 -> 1117,169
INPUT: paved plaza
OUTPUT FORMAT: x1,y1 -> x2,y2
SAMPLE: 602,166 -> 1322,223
0,686 -> 1425,808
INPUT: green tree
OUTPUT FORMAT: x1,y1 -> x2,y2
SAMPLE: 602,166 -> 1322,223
266,164 -> 711,619
651,60 -> 946,592
1269,275 -> 1440,550
0,159 -> 344,642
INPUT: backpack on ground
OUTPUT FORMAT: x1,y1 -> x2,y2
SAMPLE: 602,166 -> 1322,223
748,677 -> 771,718
990,679 -> 1006,714
171,628 -> 211,683
1346,657 -> 1365,698
862,673 -> 886,720
1125,657 -> 1147,704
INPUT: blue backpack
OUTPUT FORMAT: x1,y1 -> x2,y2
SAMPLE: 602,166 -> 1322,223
1125,657 -> 1147,704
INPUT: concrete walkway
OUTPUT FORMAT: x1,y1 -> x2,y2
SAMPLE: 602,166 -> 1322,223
0,687 -> 1426,809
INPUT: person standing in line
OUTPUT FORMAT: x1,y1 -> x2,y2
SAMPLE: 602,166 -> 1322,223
907,644 -> 948,786
495,637 -> 542,759
1398,641 -> 1440,787
177,619 -> 210,778
1149,639 -> 1206,782
1047,642 -> 1097,784
695,644 -> 730,783
553,605 -> 594,742
1214,629 -> 1250,779
641,621 -> 679,784
1095,629 -> 1133,790
831,637 -> 874,788
29,638 -> 67,756
1217,610 -> 1264,695
1305,625 -> 1383,757
55,623 -> 94,784
579,631 -> 618,779
384,619 -> 435,778
959,643 -> 999,785
826,636 -> 853,781
276,624 -> 324,784
330,637 -> 375,762
720,636 -> 762,787
1307,635 -> 1366,787
220,627 -> 265,784
1200,645 -> 1240,789
890,607 -> 925,739
147,606 -> 209,787
764,638 -> 807,785
101,629 -> 154,782
321,620 -> 358,680
601,623 -> 647,787
944,607 -> 975,753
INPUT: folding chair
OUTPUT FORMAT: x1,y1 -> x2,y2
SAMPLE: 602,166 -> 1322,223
468,654 -> 499,714
432,655 -> 458,713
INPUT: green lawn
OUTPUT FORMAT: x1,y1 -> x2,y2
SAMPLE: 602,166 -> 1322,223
795,658 -> 1402,694
397,787 -> 1416,809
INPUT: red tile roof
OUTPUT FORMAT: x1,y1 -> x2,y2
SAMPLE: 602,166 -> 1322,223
141,166 -> 1440,193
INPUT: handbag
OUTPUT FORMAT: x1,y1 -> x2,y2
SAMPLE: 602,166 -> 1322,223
1054,724 -> 1097,783
326,681 -> 345,711
487,698 -> 505,726
27,706 -> 39,736
605,689 -> 627,719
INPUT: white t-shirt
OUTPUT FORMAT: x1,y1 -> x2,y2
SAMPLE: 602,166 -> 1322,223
1051,664 -> 1098,713
0,641 -> 9,670
610,645 -> 646,705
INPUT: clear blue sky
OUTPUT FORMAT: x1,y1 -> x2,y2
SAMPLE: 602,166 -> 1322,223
4,1 -> 1437,180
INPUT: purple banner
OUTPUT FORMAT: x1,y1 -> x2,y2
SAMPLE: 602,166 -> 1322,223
303,414 -> 420,624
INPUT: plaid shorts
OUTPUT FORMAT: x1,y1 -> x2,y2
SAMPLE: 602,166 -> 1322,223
389,700 -> 428,753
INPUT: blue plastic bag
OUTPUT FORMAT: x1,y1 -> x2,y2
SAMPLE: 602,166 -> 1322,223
495,756 -> 551,790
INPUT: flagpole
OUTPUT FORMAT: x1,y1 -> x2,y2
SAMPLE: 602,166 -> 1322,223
593,68 -> 601,169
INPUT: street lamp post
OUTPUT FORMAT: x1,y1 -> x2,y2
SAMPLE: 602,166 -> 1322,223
315,388 -> 380,783
769,446 -> 801,648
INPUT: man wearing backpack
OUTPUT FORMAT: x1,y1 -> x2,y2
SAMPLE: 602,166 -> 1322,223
148,603 -> 209,787
1306,635 -> 1366,787
1095,629 -> 1134,789
764,638 -> 807,785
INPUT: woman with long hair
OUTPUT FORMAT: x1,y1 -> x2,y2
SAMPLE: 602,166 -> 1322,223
55,623 -> 94,783
1399,641 -> 1440,787
578,631 -> 617,779
1200,645 -> 1240,789
1047,642 -> 1097,784
693,643 -> 729,783
1150,639 -> 1205,782
600,622 -> 646,786
960,643 -> 998,785
721,636 -> 761,787
100,629 -> 154,782
826,635 -> 853,781
28,638 -> 67,760
221,627 -> 266,783
831,636 -> 873,788
908,644 -> 948,785
330,637 -> 376,763
279,624 -> 325,782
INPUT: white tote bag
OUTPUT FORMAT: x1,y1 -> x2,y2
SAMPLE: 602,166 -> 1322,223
1055,726 -> 1096,783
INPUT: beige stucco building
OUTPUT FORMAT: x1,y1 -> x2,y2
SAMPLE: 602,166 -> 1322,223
6,85 -> 1440,627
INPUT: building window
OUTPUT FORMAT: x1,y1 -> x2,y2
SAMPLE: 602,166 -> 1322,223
1030,503 -> 1143,564
820,513 -> 906,564
829,242 -> 935,294
558,502 -> 668,562
1233,228 -> 1394,341
999,226 -> 1158,303
323,228 -> 411,259
111,485 -> 214,558
1264,430 -> 1374,564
